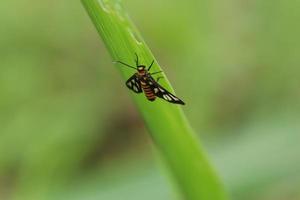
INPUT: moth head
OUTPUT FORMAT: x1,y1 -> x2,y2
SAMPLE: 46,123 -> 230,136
137,65 -> 146,72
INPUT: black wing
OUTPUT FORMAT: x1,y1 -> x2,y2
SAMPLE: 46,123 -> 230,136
126,74 -> 142,93
148,77 -> 185,105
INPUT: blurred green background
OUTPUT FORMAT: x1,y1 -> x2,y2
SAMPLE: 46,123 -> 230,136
1,0 -> 300,200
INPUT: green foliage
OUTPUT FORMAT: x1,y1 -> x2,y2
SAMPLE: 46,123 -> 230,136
0,0 -> 300,200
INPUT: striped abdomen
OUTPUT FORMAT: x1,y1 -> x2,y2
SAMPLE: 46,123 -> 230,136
141,81 -> 156,101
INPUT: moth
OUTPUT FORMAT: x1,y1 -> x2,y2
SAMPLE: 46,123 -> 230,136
115,54 -> 185,105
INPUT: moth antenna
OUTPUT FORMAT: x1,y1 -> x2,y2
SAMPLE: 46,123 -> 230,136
114,61 -> 137,70
148,60 -> 154,71
134,53 -> 139,66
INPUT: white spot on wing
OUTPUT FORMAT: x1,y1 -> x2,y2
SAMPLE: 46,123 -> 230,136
159,88 -> 165,92
154,88 -> 159,93
164,95 -> 172,101
172,96 -> 179,101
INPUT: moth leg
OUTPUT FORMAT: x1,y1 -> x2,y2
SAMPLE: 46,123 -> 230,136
156,76 -> 164,82
150,71 -> 163,75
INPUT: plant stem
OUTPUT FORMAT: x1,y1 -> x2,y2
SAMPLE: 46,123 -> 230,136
81,0 -> 228,199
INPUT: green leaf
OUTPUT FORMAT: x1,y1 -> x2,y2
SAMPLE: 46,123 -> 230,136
81,0 -> 228,199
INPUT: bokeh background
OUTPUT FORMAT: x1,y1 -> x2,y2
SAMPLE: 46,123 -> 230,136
1,0 -> 300,200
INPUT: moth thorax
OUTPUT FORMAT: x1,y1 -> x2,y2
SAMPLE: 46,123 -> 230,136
137,68 -> 146,76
